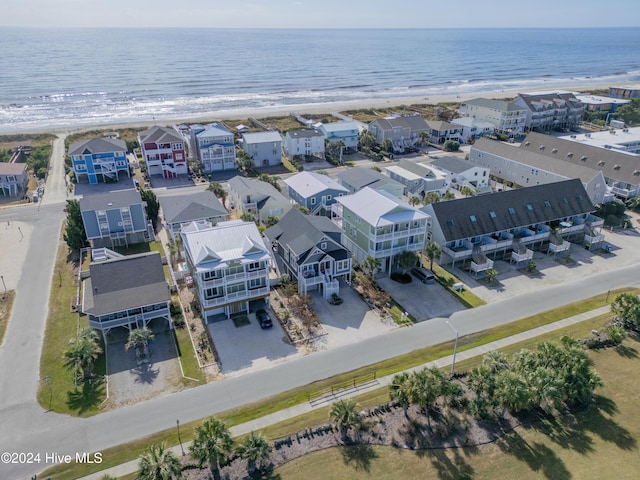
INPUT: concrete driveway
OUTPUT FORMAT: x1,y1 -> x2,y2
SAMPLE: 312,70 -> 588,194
310,284 -> 395,349
377,274 -> 465,322
209,310 -> 300,376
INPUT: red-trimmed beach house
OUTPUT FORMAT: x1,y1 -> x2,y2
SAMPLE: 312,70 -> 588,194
138,126 -> 187,178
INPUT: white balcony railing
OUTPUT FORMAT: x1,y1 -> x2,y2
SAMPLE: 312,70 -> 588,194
202,286 -> 269,308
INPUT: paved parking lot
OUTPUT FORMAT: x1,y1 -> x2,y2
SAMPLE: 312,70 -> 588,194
377,274 -> 465,322
208,311 -> 301,376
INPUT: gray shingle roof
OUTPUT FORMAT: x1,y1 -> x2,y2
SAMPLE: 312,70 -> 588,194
159,191 -> 227,224
138,126 -> 182,144
429,156 -> 477,174
228,176 -> 289,205
472,138 -> 602,183
286,129 -> 324,139
83,252 -> 169,316
68,137 -> 127,156
460,98 -> 526,112
337,167 -> 404,191
519,132 -> 640,185
426,179 -> 594,242
80,189 -> 142,212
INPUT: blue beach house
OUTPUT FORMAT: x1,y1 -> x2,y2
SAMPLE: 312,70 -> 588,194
80,190 -> 153,248
69,137 -> 130,185
284,171 -> 349,216
240,131 -> 283,167
318,121 -> 360,152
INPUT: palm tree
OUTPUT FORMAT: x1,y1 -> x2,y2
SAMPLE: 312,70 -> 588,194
360,255 -> 381,280
358,130 -> 376,150
442,191 -> 456,200
126,327 -> 154,360
382,138 -> 393,153
236,431 -> 272,474
329,399 -> 364,442
625,195 -> 640,211
422,191 -> 440,205
63,328 -> 103,382
485,268 -> 498,283
460,185 -> 475,197
190,417 -> 234,478
408,195 -> 421,206
396,250 -> 417,275
138,443 -> 182,480
424,241 -> 441,271
407,368 -> 446,427
207,181 -> 227,204
482,351 -> 510,374
494,371 -> 531,414
611,292 -> 640,328
389,372 -> 411,417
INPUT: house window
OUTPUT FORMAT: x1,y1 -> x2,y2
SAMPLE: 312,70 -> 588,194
508,208 -> 516,215
320,242 -> 327,250
447,219 -> 455,226
326,194 -> 332,201
489,211 -> 496,219
311,197 -> 317,205
205,287 -> 222,299
349,226 -> 357,238
248,278 -> 265,289
526,204 -> 533,211
470,215 -> 477,222
544,201 -> 551,207
247,262 -> 261,271
355,215 -> 362,224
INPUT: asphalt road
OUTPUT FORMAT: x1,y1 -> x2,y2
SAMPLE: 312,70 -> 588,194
0,262 -> 638,479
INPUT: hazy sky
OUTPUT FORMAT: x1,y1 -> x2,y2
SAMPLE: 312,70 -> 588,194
2,0 -> 639,29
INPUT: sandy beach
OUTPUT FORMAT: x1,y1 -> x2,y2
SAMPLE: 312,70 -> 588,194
6,82 -> 615,137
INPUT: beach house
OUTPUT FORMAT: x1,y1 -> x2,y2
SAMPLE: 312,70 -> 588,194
181,220 -> 272,321
384,159 -> 447,197
192,123 -> 237,172
424,120 -> 462,145
82,251 -> 172,341
337,167 -> 405,198
80,190 -> 153,248
423,180 -> 602,272
227,176 -> 292,224
264,208 -> 352,299
367,114 -> 429,153
138,126 -> 187,178
513,91 -> 584,133
318,121 -> 360,152
283,129 -> 325,160
450,117 -> 495,143
0,163 -> 28,197
332,187 -> 430,273
456,98 -> 528,136
68,137 -> 130,185
159,191 -> 229,241
428,156 -> 490,190
240,131 -> 283,167
283,171 -> 349,215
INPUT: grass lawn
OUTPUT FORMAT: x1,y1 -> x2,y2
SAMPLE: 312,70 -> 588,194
39,289 -> 639,480
173,326 -> 205,384
0,290 -> 16,346
273,330 -> 640,480
37,240 -> 107,416
430,262 -> 486,308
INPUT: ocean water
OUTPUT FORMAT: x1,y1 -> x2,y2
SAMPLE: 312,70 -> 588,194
0,27 -> 639,132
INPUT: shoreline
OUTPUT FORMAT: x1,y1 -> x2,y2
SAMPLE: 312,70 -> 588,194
1,82 -> 613,137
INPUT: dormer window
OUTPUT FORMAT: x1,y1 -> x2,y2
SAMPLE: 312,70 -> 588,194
470,215 -> 477,222
489,211 -> 496,219
526,204 -> 534,211
508,208 -> 516,215
320,242 -> 327,250
544,201 -> 551,207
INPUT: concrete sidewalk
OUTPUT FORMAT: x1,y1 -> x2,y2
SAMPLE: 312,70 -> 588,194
78,304 -> 609,480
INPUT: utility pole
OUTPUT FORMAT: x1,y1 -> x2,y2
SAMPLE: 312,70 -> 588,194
445,320 -> 459,376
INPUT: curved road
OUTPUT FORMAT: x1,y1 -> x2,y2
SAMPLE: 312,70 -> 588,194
0,134 -> 639,479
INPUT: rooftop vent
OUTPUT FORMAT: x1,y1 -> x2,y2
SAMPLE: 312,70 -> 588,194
580,156 -> 587,161
567,152 -> 574,158
598,161 -> 605,166
614,165 -> 621,170
539,145 -> 546,150
551,148 -> 558,154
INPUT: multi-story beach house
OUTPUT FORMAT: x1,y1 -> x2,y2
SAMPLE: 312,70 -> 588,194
82,251 -> 172,341
264,208 -> 352,299
367,114 -> 429,153
513,91 -> 584,132
159,191 -> 229,241
450,117 -> 495,143
469,137 -> 609,204
384,159 -> 447,197
0,163 -> 28,197
456,98 -> 528,136
428,156 -> 490,190
138,126 -> 187,178
424,120 -> 462,145
575,94 -> 630,113
318,121 -> 360,152
80,190 -> 152,248
332,187 -> 430,273
181,220 -> 272,321
608,85 -> 640,99
192,123 -> 237,172
422,179 -> 603,273
519,132 -> 640,199
240,131 -> 282,167
68,137 -> 130,185
337,167 -> 405,199
284,171 -> 349,215
283,129 -> 325,160
227,176 -> 292,224
559,127 -> 640,156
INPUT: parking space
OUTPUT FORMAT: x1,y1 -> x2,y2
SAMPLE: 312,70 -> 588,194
208,310 -> 300,376
310,284 -> 395,350
376,274 -> 465,322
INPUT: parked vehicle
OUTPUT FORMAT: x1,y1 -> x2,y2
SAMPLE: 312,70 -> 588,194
255,309 -> 273,329
410,267 -> 434,284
